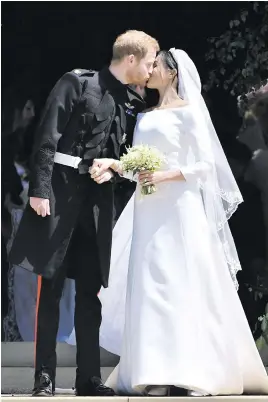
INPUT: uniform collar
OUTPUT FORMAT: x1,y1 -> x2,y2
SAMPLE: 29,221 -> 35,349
100,67 -> 145,109
100,67 -> 127,94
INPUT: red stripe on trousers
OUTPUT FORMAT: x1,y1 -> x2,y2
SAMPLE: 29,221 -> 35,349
34,275 -> 42,367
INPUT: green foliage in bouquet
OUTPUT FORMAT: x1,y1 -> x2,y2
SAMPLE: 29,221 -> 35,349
120,144 -> 165,196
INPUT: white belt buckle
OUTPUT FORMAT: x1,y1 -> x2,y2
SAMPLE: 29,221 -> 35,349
54,152 -> 82,169
72,156 -> 82,169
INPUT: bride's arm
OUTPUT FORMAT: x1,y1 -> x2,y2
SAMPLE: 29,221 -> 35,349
139,115 -> 213,185
112,160 -> 138,182
174,113 -> 214,183
91,158 -> 138,182
140,158 -> 211,184
178,159 -> 212,183
156,158 -> 211,183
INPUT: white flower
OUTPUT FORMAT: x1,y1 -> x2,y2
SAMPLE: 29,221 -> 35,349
120,144 -> 166,196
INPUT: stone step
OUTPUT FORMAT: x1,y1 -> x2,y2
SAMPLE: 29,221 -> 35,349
1,342 -> 119,367
1,367 -> 113,394
2,344 -> 268,399
2,368 -> 268,400
2,396 -> 268,401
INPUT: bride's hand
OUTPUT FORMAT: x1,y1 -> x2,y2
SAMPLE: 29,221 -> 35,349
138,170 -> 168,186
90,158 -> 117,177
139,169 -> 185,185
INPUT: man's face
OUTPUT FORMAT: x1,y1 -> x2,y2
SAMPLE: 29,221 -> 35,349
126,47 -> 156,86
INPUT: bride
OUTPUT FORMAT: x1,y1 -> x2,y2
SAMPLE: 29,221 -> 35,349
69,49 -> 268,396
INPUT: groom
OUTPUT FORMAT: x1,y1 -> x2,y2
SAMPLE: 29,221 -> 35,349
9,30 -> 159,397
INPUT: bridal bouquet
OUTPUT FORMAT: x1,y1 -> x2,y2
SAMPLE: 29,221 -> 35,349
120,144 -> 165,196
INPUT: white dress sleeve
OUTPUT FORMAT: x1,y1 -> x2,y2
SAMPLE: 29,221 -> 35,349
113,160 -> 138,182
119,170 -> 138,182
179,110 -> 214,183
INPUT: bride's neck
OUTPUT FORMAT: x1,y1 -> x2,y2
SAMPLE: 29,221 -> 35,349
157,86 -> 180,108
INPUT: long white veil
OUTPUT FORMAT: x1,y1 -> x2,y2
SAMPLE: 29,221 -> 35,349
170,48 -> 243,289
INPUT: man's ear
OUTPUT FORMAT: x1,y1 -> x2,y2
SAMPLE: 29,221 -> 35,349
127,54 -> 135,65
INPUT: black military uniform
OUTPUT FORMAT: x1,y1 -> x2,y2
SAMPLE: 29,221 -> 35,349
114,93 -> 140,219
9,67 -> 145,396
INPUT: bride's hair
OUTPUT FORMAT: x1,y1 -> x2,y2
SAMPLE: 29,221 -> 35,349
157,50 -> 178,73
157,50 -> 178,91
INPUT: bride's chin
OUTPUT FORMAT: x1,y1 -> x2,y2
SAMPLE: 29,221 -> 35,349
146,82 -> 155,89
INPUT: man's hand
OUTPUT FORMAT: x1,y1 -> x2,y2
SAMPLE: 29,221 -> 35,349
90,168 -> 114,184
30,197 -> 50,217
91,158 -> 116,177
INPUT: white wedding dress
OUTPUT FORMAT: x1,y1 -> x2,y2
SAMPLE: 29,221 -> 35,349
68,106 -> 268,395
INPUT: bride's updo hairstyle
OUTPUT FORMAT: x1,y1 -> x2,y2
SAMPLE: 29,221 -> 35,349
157,50 -> 178,91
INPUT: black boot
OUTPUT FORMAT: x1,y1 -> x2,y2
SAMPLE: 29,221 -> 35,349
32,371 -> 54,397
75,374 -> 115,396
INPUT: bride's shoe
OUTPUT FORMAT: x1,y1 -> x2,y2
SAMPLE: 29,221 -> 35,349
144,385 -> 170,396
188,390 -> 209,397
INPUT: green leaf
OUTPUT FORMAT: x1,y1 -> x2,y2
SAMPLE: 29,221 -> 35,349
215,40 -> 222,49
230,40 -> 245,49
203,0 -> 268,94
241,10 -> 248,23
261,24 -> 268,35
209,70 -> 216,80
259,39 -> 266,48
253,2 -> 259,12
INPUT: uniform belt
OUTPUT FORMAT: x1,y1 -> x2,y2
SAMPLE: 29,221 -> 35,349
54,152 -> 82,169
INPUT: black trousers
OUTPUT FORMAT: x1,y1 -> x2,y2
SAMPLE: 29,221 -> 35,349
1,234 -> 9,318
35,204 -> 102,385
